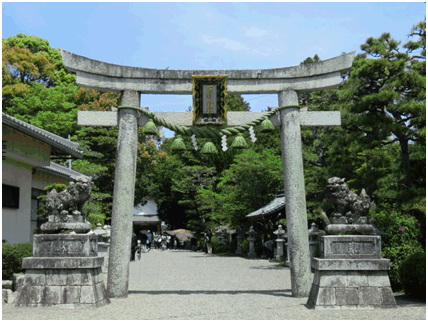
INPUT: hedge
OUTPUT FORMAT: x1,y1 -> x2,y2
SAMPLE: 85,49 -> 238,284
2,242 -> 33,280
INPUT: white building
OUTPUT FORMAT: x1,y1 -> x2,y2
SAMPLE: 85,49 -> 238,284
2,113 -> 87,244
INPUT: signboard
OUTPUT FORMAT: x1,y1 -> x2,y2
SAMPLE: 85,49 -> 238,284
192,75 -> 227,126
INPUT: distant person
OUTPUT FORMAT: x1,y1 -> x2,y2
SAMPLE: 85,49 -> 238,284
264,239 -> 274,259
174,238 -> 178,250
166,235 -> 171,249
157,235 -> 162,249
136,240 -> 143,259
146,230 -> 152,252
204,229 -> 213,254
161,235 -> 167,251
131,231 -> 137,261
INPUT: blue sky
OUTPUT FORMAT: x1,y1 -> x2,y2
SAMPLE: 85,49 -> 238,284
2,1 -> 426,137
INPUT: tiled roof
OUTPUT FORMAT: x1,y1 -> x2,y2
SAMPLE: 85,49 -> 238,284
246,195 -> 285,219
2,113 -> 84,159
133,202 -> 160,223
36,161 -> 91,180
134,202 -> 157,216
133,214 -> 160,223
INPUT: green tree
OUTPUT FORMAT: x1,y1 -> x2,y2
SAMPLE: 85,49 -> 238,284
2,33 -> 123,225
341,27 -> 426,211
137,93 -> 253,231
298,21 -> 426,223
200,148 -> 283,228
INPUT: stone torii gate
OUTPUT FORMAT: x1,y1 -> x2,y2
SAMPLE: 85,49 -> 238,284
60,49 -> 354,299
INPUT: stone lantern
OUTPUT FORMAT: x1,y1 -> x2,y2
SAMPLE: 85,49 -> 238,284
247,226 -> 257,258
274,224 -> 286,261
308,222 -> 323,273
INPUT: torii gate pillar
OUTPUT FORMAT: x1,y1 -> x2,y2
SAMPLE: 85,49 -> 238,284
279,90 -> 312,297
107,91 -> 140,298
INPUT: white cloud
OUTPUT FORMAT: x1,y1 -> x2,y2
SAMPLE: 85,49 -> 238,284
201,35 -> 248,52
14,5 -> 46,28
199,7 -> 219,23
242,26 -> 270,38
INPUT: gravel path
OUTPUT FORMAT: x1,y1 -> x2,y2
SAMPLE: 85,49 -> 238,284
3,249 -> 426,320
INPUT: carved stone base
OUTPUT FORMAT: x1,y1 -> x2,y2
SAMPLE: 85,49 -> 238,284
247,238 -> 257,258
33,234 -> 98,257
15,257 -> 110,308
40,222 -> 92,234
325,224 -> 375,235
306,235 -> 397,309
307,261 -> 397,310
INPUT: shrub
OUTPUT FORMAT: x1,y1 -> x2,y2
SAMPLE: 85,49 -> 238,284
238,236 -> 264,256
196,237 -> 206,251
211,235 -> 230,254
399,251 -> 426,299
2,242 -> 33,280
369,209 -> 423,291
240,237 -> 249,255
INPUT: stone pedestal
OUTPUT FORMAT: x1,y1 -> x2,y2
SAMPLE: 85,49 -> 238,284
235,227 -> 244,256
275,238 -> 285,261
306,236 -> 397,310
247,236 -> 257,258
247,226 -> 257,258
274,224 -> 285,261
41,220 -> 92,234
206,242 -> 213,254
15,235 -> 110,308
33,234 -> 98,257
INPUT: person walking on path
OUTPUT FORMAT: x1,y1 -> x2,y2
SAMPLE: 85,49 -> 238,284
204,228 -> 213,254
264,239 -> 274,259
146,230 -> 152,252
166,235 -> 171,249
130,231 -> 137,261
136,240 -> 143,259
161,235 -> 167,251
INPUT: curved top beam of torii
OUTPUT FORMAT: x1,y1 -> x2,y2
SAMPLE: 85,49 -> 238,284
60,49 -> 355,94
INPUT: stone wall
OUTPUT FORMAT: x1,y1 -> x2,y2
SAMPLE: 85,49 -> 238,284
17,267 -> 108,308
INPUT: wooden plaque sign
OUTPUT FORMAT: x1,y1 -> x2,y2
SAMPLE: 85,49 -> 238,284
192,75 -> 227,126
